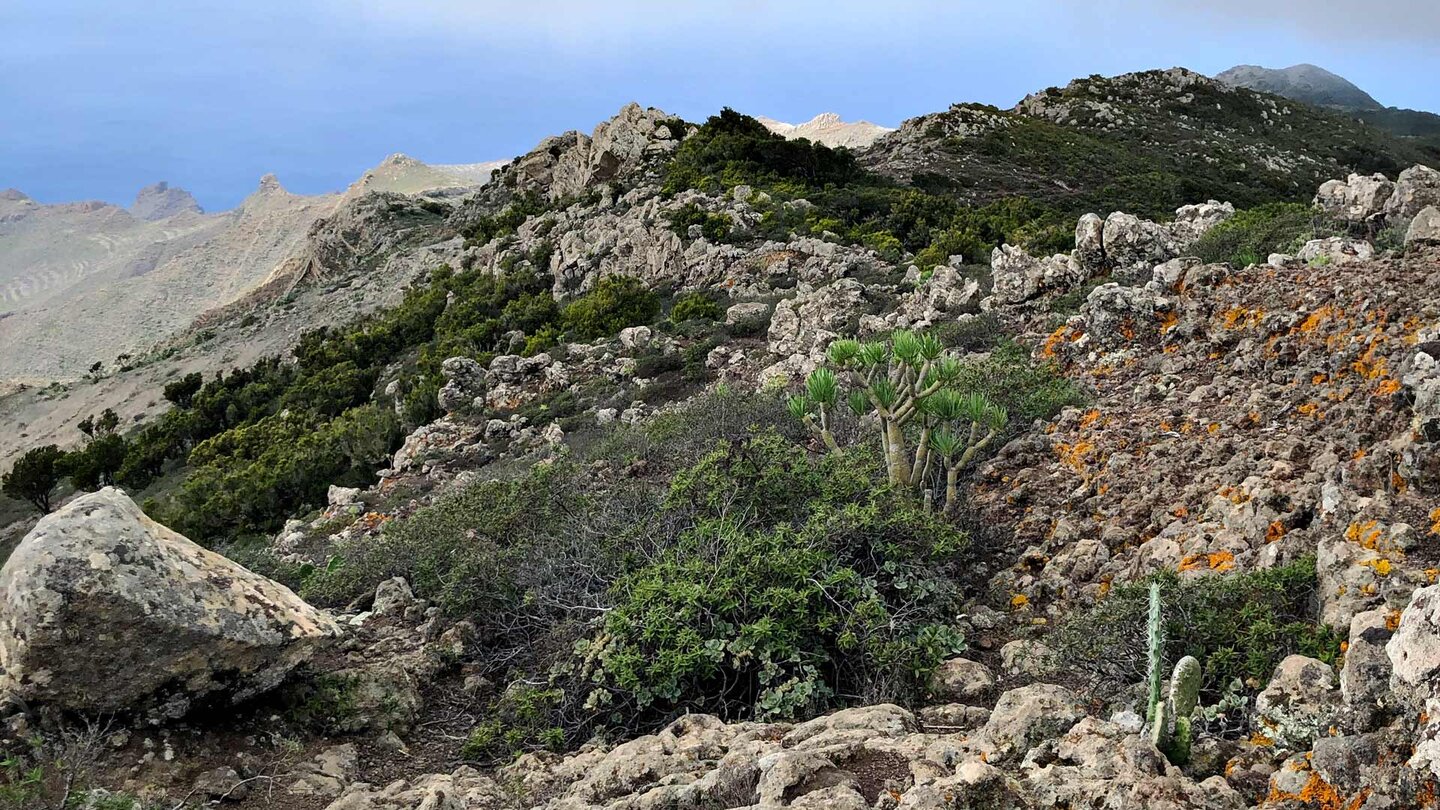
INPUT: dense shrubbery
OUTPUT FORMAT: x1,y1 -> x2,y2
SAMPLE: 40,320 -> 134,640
1052,558 -> 1343,702
300,388 -> 974,750
560,276 -> 661,340
668,291 -> 724,323
1189,203 -> 1340,267
661,109 -> 1074,268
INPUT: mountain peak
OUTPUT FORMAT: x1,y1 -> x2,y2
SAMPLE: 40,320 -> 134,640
1215,63 -> 1384,111
0,188 -> 32,202
757,112 -> 893,149
131,181 -> 203,221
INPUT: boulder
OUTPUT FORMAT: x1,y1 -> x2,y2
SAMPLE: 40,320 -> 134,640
1407,206 -> 1440,246
1102,212 -> 1176,280
437,356 -> 485,414
1254,655 -> 1340,748
1388,165 -> 1440,219
1315,172 -> 1394,223
0,488 -> 339,717
1388,584 -> 1440,692
929,657 -> 997,702
1340,608 -> 1395,726
1075,212 -> 1106,269
1296,237 -> 1375,266
985,245 -> 1086,309
981,683 -> 1084,761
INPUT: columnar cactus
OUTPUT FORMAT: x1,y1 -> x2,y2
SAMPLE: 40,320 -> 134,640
1144,583 -> 1164,728
1144,582 -> 1203,766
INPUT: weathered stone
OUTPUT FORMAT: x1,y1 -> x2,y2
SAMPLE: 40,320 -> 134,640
437,356 -> 485,414
929,657 -> 997,702
1388,164 -> 1440,219
1315,172 -> 1394,222
1407,206 -> 1440,246
981,683 -> 1084,761
1254,655 -> 1340,748
0,488 -> 339,717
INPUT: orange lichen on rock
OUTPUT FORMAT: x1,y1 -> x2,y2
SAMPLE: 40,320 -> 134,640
1055,440 -> 1095,474
1266,521 -> 1288,543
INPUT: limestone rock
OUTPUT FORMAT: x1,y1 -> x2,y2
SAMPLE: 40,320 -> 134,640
1315,172 -> 1394,223
1388,585 -> 1440,692
1407,206 -> 1440,246
1388,165 -> 1440,219
1254,655 -> 1340,748
1297,237 -> 1375,266
437,356 -> 485,414
985,245 -> 1086,308
981,683 -> 1084,761
929,657 -> 997,702
0,488 -> 339,717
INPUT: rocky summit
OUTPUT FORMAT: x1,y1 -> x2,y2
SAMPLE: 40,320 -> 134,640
2,62 -> 1440,810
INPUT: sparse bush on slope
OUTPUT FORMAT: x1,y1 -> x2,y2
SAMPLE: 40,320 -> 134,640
1188,203 -> 1342,267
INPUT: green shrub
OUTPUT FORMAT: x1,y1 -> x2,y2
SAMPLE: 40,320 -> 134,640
666,203 -> 733,241
460,685 -> 567,763
577,435 -> 969,722
562,276 -> 661,340
1189,203 -> 1336,267
1052,557 -> 1343,701
669,292 -> 724,323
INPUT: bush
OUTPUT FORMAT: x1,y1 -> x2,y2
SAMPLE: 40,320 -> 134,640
1052,558 -> 1343,702
562,276 -> 661,340
308,393 -> 971,738
1189,203 -> 1337,267
669,292 -> 724,323
666,203 -> 733,242
577,435 -> 969,722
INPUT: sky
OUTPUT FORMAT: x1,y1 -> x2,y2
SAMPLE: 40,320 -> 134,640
2,0 -> 1437,211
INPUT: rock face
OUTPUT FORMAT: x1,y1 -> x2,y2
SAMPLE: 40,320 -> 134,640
1314,173 -> 1395,223
1388,165 -> 1440,219
1408,206 -> 1440,246
0,488 -> 339,717
130,181 -> 202,221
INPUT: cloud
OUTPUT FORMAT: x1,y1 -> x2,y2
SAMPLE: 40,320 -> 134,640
1135,0 -> 1440,45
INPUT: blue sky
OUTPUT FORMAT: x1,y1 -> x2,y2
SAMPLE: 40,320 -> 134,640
3,1 -> 1437,211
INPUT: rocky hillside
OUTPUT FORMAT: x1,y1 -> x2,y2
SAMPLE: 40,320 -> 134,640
2,63 -> 1440,808
861,68 -> 1439,217
0,156 -> 497,385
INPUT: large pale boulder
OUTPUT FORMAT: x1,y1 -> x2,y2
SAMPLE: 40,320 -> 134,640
1254,655 -> 1340,748
1388,165 -> 1440,220
1315,172 -> 1394,223
1407,206 -> 1440,247
0,488 -> 339,717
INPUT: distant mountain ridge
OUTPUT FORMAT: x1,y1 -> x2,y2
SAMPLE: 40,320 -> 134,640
0,155 -> 499,383
1216,63 -> 1440,150
758,113 -> 893,149
1215,64 -> 1382,110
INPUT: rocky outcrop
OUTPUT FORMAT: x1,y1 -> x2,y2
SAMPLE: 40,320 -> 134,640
507,103 -> 685,202
0,488 -> 338,717
1315,172 -> 1395,223
130,181 -> 202,221
1388,164 -> 1440,220
1408,206 -> 1440,246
